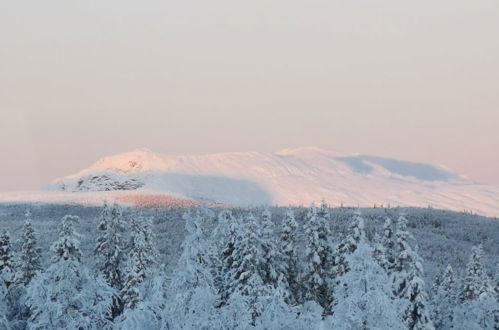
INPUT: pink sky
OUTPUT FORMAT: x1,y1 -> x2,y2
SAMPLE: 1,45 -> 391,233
1,0 -> 498,191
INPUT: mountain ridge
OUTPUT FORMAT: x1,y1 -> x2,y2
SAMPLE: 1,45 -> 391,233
38,147 -> 499,216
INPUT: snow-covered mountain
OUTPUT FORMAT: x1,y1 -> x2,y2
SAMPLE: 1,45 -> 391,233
40,147 -> 499,216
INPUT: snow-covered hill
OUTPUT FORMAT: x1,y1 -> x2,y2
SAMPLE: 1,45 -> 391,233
37,147 -> 499,216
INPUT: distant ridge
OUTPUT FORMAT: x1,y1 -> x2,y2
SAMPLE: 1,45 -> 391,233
35,147 -> 499,216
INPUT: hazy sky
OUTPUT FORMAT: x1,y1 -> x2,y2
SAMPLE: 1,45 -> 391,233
1,0 -> 498,191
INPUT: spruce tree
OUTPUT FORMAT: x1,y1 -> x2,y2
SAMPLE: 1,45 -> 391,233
378,217 -> 395,271
453,245 -> 498,329
209,210 -> 235,295
219,211 -> 241,305
279,209 -> 301,305
165,211 -> 218,329
393,214 -> 434,330
94,202 -> 127,318
258,209 -> 280,287
459,245 -> 492,302
126,211 -> 157,282
432,265 -> 457,330
226,213 -> 268,324
332,210 -> 366,280
0,230 -> 14,287
15,210 -> 42,285
302,205 -> 332,309
121,212 -> 158,310
26,215 -> 114,330
330,239 -> 404,329
0,278 -> 10,329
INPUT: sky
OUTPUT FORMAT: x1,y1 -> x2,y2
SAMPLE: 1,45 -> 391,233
1,0 -> 498,191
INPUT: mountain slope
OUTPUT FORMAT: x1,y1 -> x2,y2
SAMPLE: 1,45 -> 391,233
43,147 -> 499,216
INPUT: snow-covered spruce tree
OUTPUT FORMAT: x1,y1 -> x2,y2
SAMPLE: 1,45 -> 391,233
14,210 -> 42,286
453,245 -> 498,330
0,230 -> 14,287
164,211 -> 219,329
256,276 -> 302,330
432,265 -> 457,330
26,215 -> 114,330
0,277 -> 11,329
301,205 -> 332,310
94,202 -> 127,319
330,239 -> 404,330
225,213 -> 269,325
258,209 -> 280,288
393,214 -> 434,330
332,210 -> 366,282
217,291 -> 253,330
279,209 -> 301,305
208,210 -> 235,295
121,212 -> 158,310
218,212 -> 241,306
374,217 -> 395,272
459,245 -> 493,302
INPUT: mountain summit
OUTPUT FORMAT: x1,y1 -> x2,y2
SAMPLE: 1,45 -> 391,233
44,147 -> 499,216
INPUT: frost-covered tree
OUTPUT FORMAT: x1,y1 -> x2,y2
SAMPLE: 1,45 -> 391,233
26,215 -> 114,330
459,245 -> 493,302
330,240 -> 404,330
14,211 -> 42,285
209,210 -> 235,295
218,212 -> 241,305
0,230 -> 14,287
94,202 -> 127,318
256,277 -> 301,330
217,292 -> 253,330
165,211 -> 219,329
126,212 -> 157,281
121,212 -> 158,310
452,245 -> 498,330
374,217 -> 395,271
393,214 -> 434,330
432,265 -> 457,330
333,211 -> 366,279
225,213 -> 269,324
258,209 -> 280,288
0,278 -> 11,329
279,209 -> 301,305
302,204 -> 332,310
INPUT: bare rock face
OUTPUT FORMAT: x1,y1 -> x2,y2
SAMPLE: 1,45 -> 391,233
74,174 -> 145,192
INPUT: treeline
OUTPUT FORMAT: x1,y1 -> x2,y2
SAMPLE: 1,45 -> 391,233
0,203 -> 498,329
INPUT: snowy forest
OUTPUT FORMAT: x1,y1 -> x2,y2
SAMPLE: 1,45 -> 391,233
0,202 -> 498,330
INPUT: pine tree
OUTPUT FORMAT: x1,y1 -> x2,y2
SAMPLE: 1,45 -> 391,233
393,214 -> 434,330
0,230 -> 14,287
26,215 -> 114,330
279,209 -> 301,305
302,205 -> 332,310
14,210 -> 42,285
94,202 -> 127,318
432,265 -> 457,330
